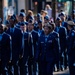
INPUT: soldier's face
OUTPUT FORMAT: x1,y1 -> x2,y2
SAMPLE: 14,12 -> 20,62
9,19 -> 15,27
44,27 -> 50,35
56,20 -> 61,26
60,16 -> 65,21
28,23 -> 34,31
44,19 -> 49,23
38,23 -> 42,29
20,25 -> 26,32
19,16 -> 25,22
67,25 -> 72,30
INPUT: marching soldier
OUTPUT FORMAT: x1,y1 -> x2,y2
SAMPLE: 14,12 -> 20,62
55,17 -> 67,71
16,13 -> 28,30
67,21 -> 75,75
36,13 -> 41,22
37,20 -> 44,37
59,12 -> 67,28
6,16 -> 22,75
50,23 -> 60,71
44,15 -> 50,24
34,13 -> 42,31
0,25 -> 11,75
35,24 -> 59,75
19,22 -> 29,75
27,19 -> 38,75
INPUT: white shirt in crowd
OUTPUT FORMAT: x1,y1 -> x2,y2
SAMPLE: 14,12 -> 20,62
45,8 -> 52,19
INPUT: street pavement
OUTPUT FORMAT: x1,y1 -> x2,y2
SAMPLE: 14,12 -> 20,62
54,69 -> 70,75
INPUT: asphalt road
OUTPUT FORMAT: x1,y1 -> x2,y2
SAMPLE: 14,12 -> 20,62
54,69 -> 70,75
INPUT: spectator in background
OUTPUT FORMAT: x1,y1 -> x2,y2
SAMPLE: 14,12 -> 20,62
56,9 -> 59,19
41,10 -> 48,17
26,10 -> 34,22
41,10 -> 48,26
45,4 -> 52,19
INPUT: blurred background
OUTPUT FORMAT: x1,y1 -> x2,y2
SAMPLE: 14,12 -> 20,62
0,0 -> 75,23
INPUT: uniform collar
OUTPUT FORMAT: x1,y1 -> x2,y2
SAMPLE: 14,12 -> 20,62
45,34 -> 49,38
10,27 -> 15,31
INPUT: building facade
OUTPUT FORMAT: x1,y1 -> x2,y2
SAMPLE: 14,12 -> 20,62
0,0 -> 75,23
1,0 -> 29,23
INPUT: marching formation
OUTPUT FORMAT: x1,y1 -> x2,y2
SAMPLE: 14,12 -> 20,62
0,8 -> 75,75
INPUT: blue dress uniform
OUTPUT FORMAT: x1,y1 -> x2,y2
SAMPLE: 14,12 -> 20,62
51,30 -> 60,71
36,33 -> 59,75
55,25 -> 67,70
18,22 -> 29,75
67,21 -> 75,75
6,27 -> 22,75
16,12 -> 28,28
0,32 -> 11,75
37,20 -> 44,37
37,13 -> 41,21
37,29 -> 44,37
67,29 -> 75,75
48,23 -> 60,71
28,30 -> 38,75
19,31 -> 29,75
34,22 -> 38,31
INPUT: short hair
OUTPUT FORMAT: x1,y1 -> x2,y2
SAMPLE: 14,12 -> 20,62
28,10 -> 33,16
49,23 -> 55,30
43,23 -> 52,30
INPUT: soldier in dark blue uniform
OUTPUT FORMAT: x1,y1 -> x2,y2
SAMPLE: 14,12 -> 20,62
37,20 -> 44,37
50,23 -> 60,71
34,13 -> 42,31
16,12 -> 28,28
0,25 -> 11,75
67,21 -> 75,75
6,16 -> 22,75
37,13 -> 41,21
59,12 -> 67,28
34,14 -> 41,31
55,17 -> 67,71
19,22 -> 29,75
27,20 -> 38,75
35,24 -> 59,75
44,15 -> 50,24
18,12 -> 26,22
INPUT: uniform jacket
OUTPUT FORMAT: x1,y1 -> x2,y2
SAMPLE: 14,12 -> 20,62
36,33 -> 59,62
28,30 -> 38,58
55,26 -> 67,52
0,32 -> 10,67
67,29 -> 75,56
6,27 -> 22,64
22,32 -> 29,64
